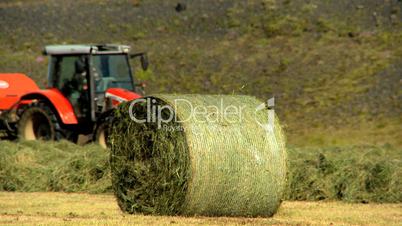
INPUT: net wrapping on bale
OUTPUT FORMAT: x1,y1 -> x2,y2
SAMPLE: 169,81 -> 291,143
110,94 -> 287,217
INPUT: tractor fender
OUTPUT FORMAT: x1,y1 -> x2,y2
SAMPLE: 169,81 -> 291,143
19,88 -> 78,124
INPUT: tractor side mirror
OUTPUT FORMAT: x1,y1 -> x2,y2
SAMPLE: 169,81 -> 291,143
140,55 -> 149,71
130,52 -> 149,71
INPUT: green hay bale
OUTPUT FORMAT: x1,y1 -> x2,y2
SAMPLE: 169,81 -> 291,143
109,94 -> 287,217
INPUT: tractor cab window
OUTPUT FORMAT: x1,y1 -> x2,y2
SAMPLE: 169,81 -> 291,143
92,54 -> 134,93
51,55 -> 90,119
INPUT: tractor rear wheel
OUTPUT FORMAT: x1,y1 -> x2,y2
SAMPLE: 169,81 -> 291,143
18,102 -> 76,142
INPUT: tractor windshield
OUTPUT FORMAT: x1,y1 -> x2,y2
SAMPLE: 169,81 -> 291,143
92,54 -> 134,93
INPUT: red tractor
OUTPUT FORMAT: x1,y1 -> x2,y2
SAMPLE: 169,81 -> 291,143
0,44 -> 147,147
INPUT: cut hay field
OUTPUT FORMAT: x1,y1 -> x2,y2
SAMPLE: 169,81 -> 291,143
0,1 -> 401,224
0,192 -> 401,226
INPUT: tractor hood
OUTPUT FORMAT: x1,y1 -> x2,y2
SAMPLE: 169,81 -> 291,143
105,88 -> 142,107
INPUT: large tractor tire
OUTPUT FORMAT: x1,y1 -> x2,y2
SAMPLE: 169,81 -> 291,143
94,122 -> 108,148
18,102 -> 76,142
94,114 -> 113,149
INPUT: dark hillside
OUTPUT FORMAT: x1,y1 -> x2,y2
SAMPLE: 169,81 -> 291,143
0,0 -> 401,146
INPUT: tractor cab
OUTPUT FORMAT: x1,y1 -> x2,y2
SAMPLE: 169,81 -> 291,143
0,44 -> 145,147
44,45 -> 146,123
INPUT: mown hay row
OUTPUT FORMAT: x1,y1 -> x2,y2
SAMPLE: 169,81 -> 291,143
285,145 -> 402,203
0,142 -> 400,203
0,140 -> 110,193
109,94 -> 287,217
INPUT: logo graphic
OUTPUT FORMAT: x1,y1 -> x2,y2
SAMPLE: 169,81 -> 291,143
254,97 -> 275,132
128,97 -> 276,132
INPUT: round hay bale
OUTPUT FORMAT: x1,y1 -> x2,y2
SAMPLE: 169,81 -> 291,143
109,94 -> 287,217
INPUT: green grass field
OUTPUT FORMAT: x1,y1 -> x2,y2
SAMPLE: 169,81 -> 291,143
1,0 -> 401,147
0,192 -> 401,226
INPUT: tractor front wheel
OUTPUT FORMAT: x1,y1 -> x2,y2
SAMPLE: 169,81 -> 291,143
94,115 -> 113,149
95,122 -> 108,148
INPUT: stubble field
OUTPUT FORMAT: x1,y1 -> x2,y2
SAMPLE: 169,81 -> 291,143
0,192 -> 401,226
